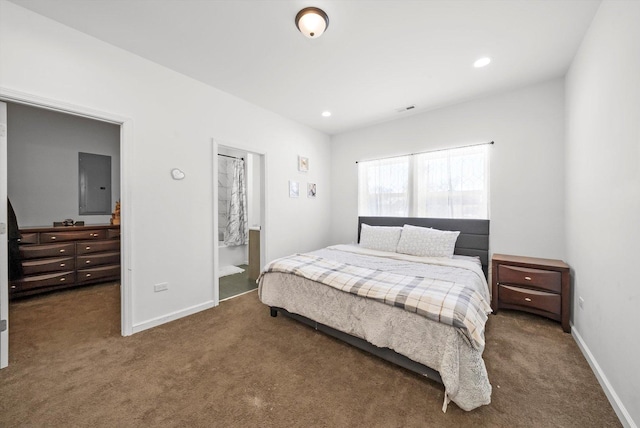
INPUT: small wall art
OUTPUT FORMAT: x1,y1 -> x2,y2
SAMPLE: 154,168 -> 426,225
298,156 -> 309,172
307,183 -> 317,198
289,180 -> 300,198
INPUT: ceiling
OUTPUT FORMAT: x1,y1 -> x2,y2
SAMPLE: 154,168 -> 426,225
9,0 -> 601,135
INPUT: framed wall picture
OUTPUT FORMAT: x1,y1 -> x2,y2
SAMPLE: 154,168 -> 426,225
307,183 -> 316,198
298,156 -> 309,172
289,180 -> 300,198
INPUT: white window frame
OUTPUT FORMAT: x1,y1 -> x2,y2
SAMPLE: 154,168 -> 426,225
357,144 -> 490,219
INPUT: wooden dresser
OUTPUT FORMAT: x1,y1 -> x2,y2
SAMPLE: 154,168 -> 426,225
491,253 -> 571,333
10,224 -> 121,298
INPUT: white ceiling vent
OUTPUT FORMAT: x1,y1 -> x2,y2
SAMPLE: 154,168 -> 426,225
396,105 -> 416,113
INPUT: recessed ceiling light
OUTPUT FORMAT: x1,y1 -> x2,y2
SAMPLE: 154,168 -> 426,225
474,57 -> 491,68
322,111 -> 332,117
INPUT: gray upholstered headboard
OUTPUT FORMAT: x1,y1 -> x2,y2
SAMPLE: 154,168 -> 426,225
358,216 -> 490,277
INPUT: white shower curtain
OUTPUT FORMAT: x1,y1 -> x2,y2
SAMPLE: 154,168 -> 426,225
224,158 -> 248,246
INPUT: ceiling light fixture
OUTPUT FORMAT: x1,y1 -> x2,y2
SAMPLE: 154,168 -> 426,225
295,7 -> 329,38
474,57 -> 491,68
322,111 -> 331,117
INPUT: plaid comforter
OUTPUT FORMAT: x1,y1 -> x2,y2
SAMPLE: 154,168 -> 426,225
260,253 -> 491,350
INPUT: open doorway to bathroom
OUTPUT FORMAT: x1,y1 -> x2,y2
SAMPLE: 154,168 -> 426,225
216,144 -> 265,301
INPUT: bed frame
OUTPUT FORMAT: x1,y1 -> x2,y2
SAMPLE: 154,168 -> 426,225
269,216 -> 490,385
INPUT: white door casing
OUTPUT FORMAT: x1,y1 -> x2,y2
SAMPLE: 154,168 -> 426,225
1,101 -> 9,368
0,87 -> 133,339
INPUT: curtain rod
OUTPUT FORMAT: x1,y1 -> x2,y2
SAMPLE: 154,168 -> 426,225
355,141 -> 494,164
218,153 -> 244,161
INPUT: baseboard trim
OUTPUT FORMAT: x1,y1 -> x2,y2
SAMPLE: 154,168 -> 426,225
572,324 -> 637,428
132,300 -> 216,334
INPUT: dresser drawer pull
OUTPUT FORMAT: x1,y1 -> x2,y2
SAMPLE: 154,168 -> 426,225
86,246 -> 91,250
60,249 -> 66,253
86,273 -> 91,277
524,276 -> 532,281
524,297 -> 532,302
11,285 -> 16,289
51,236 -> 57,240
60,263 -> 65,267
60,278 -> 65,282
85,260 -> 91,264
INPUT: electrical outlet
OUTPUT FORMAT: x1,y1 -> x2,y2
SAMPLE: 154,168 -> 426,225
154,282 -> 169,292
579,296 -> 584,309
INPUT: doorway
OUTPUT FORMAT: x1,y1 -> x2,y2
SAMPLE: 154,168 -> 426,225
0,90 -> 133,369
213,140 -> 266,303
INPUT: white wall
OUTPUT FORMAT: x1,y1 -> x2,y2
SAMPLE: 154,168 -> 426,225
330,79 -> 566,260
7,102 -> 120,227
0,1 -> 331,328
565,1 -> 640,426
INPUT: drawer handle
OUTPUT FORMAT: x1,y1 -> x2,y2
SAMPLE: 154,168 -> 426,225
59,249 -> 66,253
60,278 -> 65,282
11,285 -> 16,289
524,297 -> 532,302
86,246 -> 91,250
86,273 -> 92,277
524,276 -> 532,281
60,263 -> 65,267
51,236 -> 56,240
86,260 -> 91,264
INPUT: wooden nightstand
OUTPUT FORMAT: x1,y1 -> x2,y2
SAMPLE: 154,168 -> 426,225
491,254 -> 571,333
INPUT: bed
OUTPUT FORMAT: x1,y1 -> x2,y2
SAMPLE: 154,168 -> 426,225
258,217 -> 491,411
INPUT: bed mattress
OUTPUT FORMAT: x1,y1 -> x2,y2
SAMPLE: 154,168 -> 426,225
258,244 -> 492,411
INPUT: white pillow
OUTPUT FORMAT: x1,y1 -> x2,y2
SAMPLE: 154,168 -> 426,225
396,224 -> 460,258
359,224 -> 403,253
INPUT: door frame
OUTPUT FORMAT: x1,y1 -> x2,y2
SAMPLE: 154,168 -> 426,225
212,138 -> 268,305
0,101 -> 8,368
0,86 -> 134,341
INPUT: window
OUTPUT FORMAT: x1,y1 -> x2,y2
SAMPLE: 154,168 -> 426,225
358,144 -> 489,219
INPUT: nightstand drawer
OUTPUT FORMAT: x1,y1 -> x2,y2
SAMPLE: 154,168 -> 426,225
499,284 -> 561,315
498,265 -> 561,293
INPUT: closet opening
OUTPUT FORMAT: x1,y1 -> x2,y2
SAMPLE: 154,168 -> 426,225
0,95 -> 130,369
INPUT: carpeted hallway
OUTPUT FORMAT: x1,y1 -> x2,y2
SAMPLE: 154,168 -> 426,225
0,283 -> 620,427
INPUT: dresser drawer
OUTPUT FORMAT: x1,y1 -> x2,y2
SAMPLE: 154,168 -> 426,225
22,257 -> 76,276
18,232 -> 38,244
11,271 -> 75,292
499,284 -> 561,315
40,229 -> 107,242
20,243 -> 76,260
76,239 -> 121,255
77,251 -> 120,268
498,265 -> 561,293
77,265 -> 121,284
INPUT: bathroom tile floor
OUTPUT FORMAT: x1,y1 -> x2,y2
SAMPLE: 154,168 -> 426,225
219,264 -> 258,301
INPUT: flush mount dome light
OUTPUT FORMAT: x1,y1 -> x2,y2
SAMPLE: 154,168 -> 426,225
474,57 -> 491,68
322,111 -> 331,117
295,7 -> 329,38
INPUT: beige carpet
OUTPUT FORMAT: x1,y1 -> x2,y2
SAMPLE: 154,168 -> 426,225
0,283 -> 620,427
